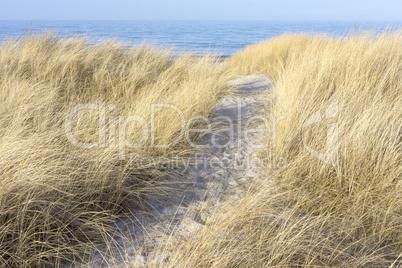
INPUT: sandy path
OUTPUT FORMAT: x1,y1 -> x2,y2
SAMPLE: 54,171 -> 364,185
82,75 -> 272,267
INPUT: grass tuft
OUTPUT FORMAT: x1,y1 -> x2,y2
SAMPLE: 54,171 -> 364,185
156,30 -> 402,267
0,33 -> 231,267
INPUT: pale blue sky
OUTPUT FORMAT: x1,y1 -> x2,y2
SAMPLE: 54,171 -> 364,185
0,0 -> 401,21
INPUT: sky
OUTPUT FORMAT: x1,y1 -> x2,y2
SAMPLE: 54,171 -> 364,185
0,0 -> 401,21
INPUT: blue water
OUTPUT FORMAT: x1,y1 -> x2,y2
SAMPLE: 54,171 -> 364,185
0,20 -> 401,56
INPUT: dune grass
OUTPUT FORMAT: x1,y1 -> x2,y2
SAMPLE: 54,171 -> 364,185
150,31 -> 401,267
1,30 -> 401,267
0,33 -> 231,267
267,31 -> 402,265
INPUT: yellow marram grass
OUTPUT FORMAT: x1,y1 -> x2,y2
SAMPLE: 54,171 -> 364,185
268,31 -> 401,246
154,31 -> 401,267
0,33 -> 231,266
0,30 -> 401,267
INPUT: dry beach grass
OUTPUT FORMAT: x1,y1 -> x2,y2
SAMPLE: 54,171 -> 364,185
159,31 -> 401,267
0,33 -> 231,266
0,30 -> 400,267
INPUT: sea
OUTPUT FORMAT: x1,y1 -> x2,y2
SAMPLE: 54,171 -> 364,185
0,20 -> 401,56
